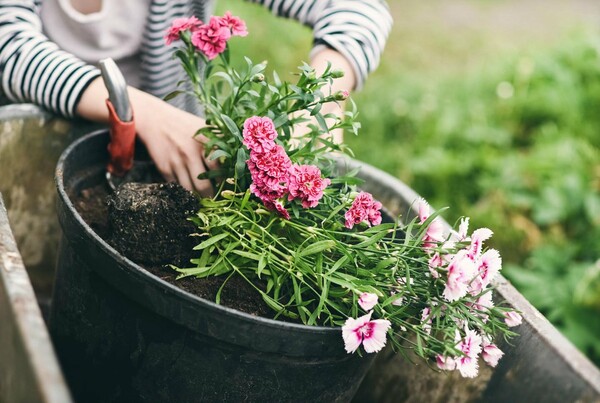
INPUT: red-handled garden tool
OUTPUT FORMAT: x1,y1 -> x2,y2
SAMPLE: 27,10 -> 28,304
99,58 -> 136,190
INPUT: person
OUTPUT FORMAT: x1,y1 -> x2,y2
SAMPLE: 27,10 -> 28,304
0,0 -> 393,194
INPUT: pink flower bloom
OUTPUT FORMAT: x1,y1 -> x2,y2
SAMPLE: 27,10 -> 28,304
421,307 -> 432,335
243,116 -> 278,153
482,340 -> 504,368
391,277 -> 413,306
247,145 -> 291,208
457,217 -> 470,241
436,355 -> 457,371
504,311 -> 522,327
428,253 -> 443,278
219,11 -> 248,37
345,192 -> 382,229
455,328 -> 483,378
288,164 -> 330,208
466,227 -> 493,261
191,16 -> 231,60
342,312 -> 391,354
417,198 -> 445,248
165,16 -> 202,45
443,250 -> 477,302
358,292 -> 378,311
470,291 -> 494,322
471,249 -> 502,292
264,199 -> 290,220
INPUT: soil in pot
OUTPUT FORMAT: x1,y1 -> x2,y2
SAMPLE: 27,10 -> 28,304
72,179 -> 273,318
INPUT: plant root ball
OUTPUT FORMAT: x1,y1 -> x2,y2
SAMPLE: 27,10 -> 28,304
107,182 -> 198,266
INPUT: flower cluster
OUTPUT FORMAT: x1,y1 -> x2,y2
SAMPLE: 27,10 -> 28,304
243,116 -> 330,218
166,13 -> 521,380
165,12 -> 247,60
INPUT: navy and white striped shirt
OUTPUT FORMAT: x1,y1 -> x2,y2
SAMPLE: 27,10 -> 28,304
0,0 -> 392,118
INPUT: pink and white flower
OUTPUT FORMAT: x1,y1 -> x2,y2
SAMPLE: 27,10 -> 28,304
436,354 -> 457,371
345,192 -> 382,229
482,337 -> 504,368
471,249 -> 502,293
504,311 -> 522,327
288,164 -> 330,208
455,328 -> 483,378
358,292 -> 378,311
470,291 -> 494,322
466,228 -> 493,261
443,250 -> 477,302
418,198 -> 445,248
421,307 -> 432,335
342,312 -> 391,354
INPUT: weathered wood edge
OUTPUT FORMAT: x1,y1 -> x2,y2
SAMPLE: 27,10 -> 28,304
0,193 -> 73,403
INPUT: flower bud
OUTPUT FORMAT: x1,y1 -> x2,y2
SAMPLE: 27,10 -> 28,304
251,73 -> 265,82
334,90 -> 350,101
330,69 -> 345,78
221,190 -> 236,199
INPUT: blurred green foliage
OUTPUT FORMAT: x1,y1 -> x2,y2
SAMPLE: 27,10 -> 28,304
219,1 -> 600,366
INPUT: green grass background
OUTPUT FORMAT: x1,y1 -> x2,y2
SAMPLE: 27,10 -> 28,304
216,0 -> 600,366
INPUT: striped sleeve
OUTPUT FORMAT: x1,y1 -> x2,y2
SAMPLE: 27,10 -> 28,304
0,1 -> 100,117
247,0 -> 393,90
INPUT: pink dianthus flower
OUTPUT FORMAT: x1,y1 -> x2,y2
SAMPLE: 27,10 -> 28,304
165,16 -> 202,45
191,16 -> 231,60
219,11 -> 248,37
342,312 -> 391,354
247,146 -> 291,216
418,198 -> 445,248
504,311 -> 522,327
243,116 -> 278,153
344,192 -> 382,229
455,328 -> 483,378
358,292 -> 378,311
288,164 -> 330,208
443,250 -> 477,302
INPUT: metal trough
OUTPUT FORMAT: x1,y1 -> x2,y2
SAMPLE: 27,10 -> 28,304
0,104 -> 599,402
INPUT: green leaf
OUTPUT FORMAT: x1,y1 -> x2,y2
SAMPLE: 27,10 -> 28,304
193,232 -> 229,250
221,114 -> 242,141
163,90 -> 184,101
298,240 -> 336,257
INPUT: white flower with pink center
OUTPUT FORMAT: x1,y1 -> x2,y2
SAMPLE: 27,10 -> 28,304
455,328 -> 483,378
436,354 -> 457,371
443,250 -> 477,302
421,307 -> 432,335
504,311 -> 522,327
418,198 -> 445,248
342,312 -> 391,354
466,228 -> 493,261
471,249 -> 502,293
482,336 -> 504,368
358,292 -> 378,311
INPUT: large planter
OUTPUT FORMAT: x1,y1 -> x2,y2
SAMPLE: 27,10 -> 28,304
51,130 -> 375,402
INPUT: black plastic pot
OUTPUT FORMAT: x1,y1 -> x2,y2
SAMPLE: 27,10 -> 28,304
51,130 -> 375,403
